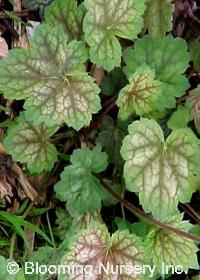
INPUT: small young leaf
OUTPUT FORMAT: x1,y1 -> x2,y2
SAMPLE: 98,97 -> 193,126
45,0 -> 86,40
144,0 -> 175,38
186,86 -> 200,133
54,145 -> 108,214
124,35 -> 190,109
62,222 -> 147,280
117,64 -> 163,119
0,24 -> 101,130
83,0 -> 146,71
121,118 -> 200,218
145,214 -> 199,274
4,115 -> 57,174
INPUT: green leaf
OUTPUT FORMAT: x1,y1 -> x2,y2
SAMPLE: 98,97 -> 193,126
115,218 -> 152,239
22,0 -> 53,10
55,208 -> 73,240
61,222 -> 147,280
22,0 -> 53,17
57,210 -> 103,258
0,239 -> 10,247
83,0 -> 146,71
28,207 -> 50,217
120,118 -> 200,218
144,0 -> 174,37
0,24 -> 101,130
101,67 -> 128,96
0,211 -> 52,247
69,210 -> 103,234
4,11 -> 22,24
186,86 -> 200,133
167,105 -> 191,130
190,224 -> 200,237
0,256 -> 25,280
124,35 -> 190,109
96,116 -> 126,168
189,41 -> 200,71
101,179 -> 122,207
117,64 -> 163,119
4,114 -> 57,174
45,0 -> 86,40
54,145 -> 108,214
145,214 -> 199,275
28,246 -> 63,280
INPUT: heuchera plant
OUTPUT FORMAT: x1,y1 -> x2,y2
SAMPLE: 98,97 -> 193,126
0,0 -> 200,279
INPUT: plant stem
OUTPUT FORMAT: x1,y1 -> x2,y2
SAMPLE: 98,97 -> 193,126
93,173 -> 200,243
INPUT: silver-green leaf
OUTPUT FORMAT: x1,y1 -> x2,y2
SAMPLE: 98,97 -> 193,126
0,24 -> 101,130
121,118 -> 200,218
83,0 -> 146,71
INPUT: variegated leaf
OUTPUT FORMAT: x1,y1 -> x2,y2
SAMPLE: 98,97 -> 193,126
145,214 -> 199,275
144,0 -> 174,37
61,223 -> 147,280
83,0 -> 146,71
4,114 -> 57,174
121,118 -> 200,218
117,64 -> 163,119
45,0 -> 86,40
0,24 -> 101,130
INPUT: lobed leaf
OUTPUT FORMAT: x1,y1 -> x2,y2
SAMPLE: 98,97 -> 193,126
144,0 -> 175,38
120,118 -> 200,218
4,114 -> 57,174
117,64 -> 163,119
83,0 -> 146,71
0,24 -> 101,130
124,35 -> 190,109
61,222 -> 147,280
45,0 -> 86,40
145,214 -> 199,275
54,145 -> 108,214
